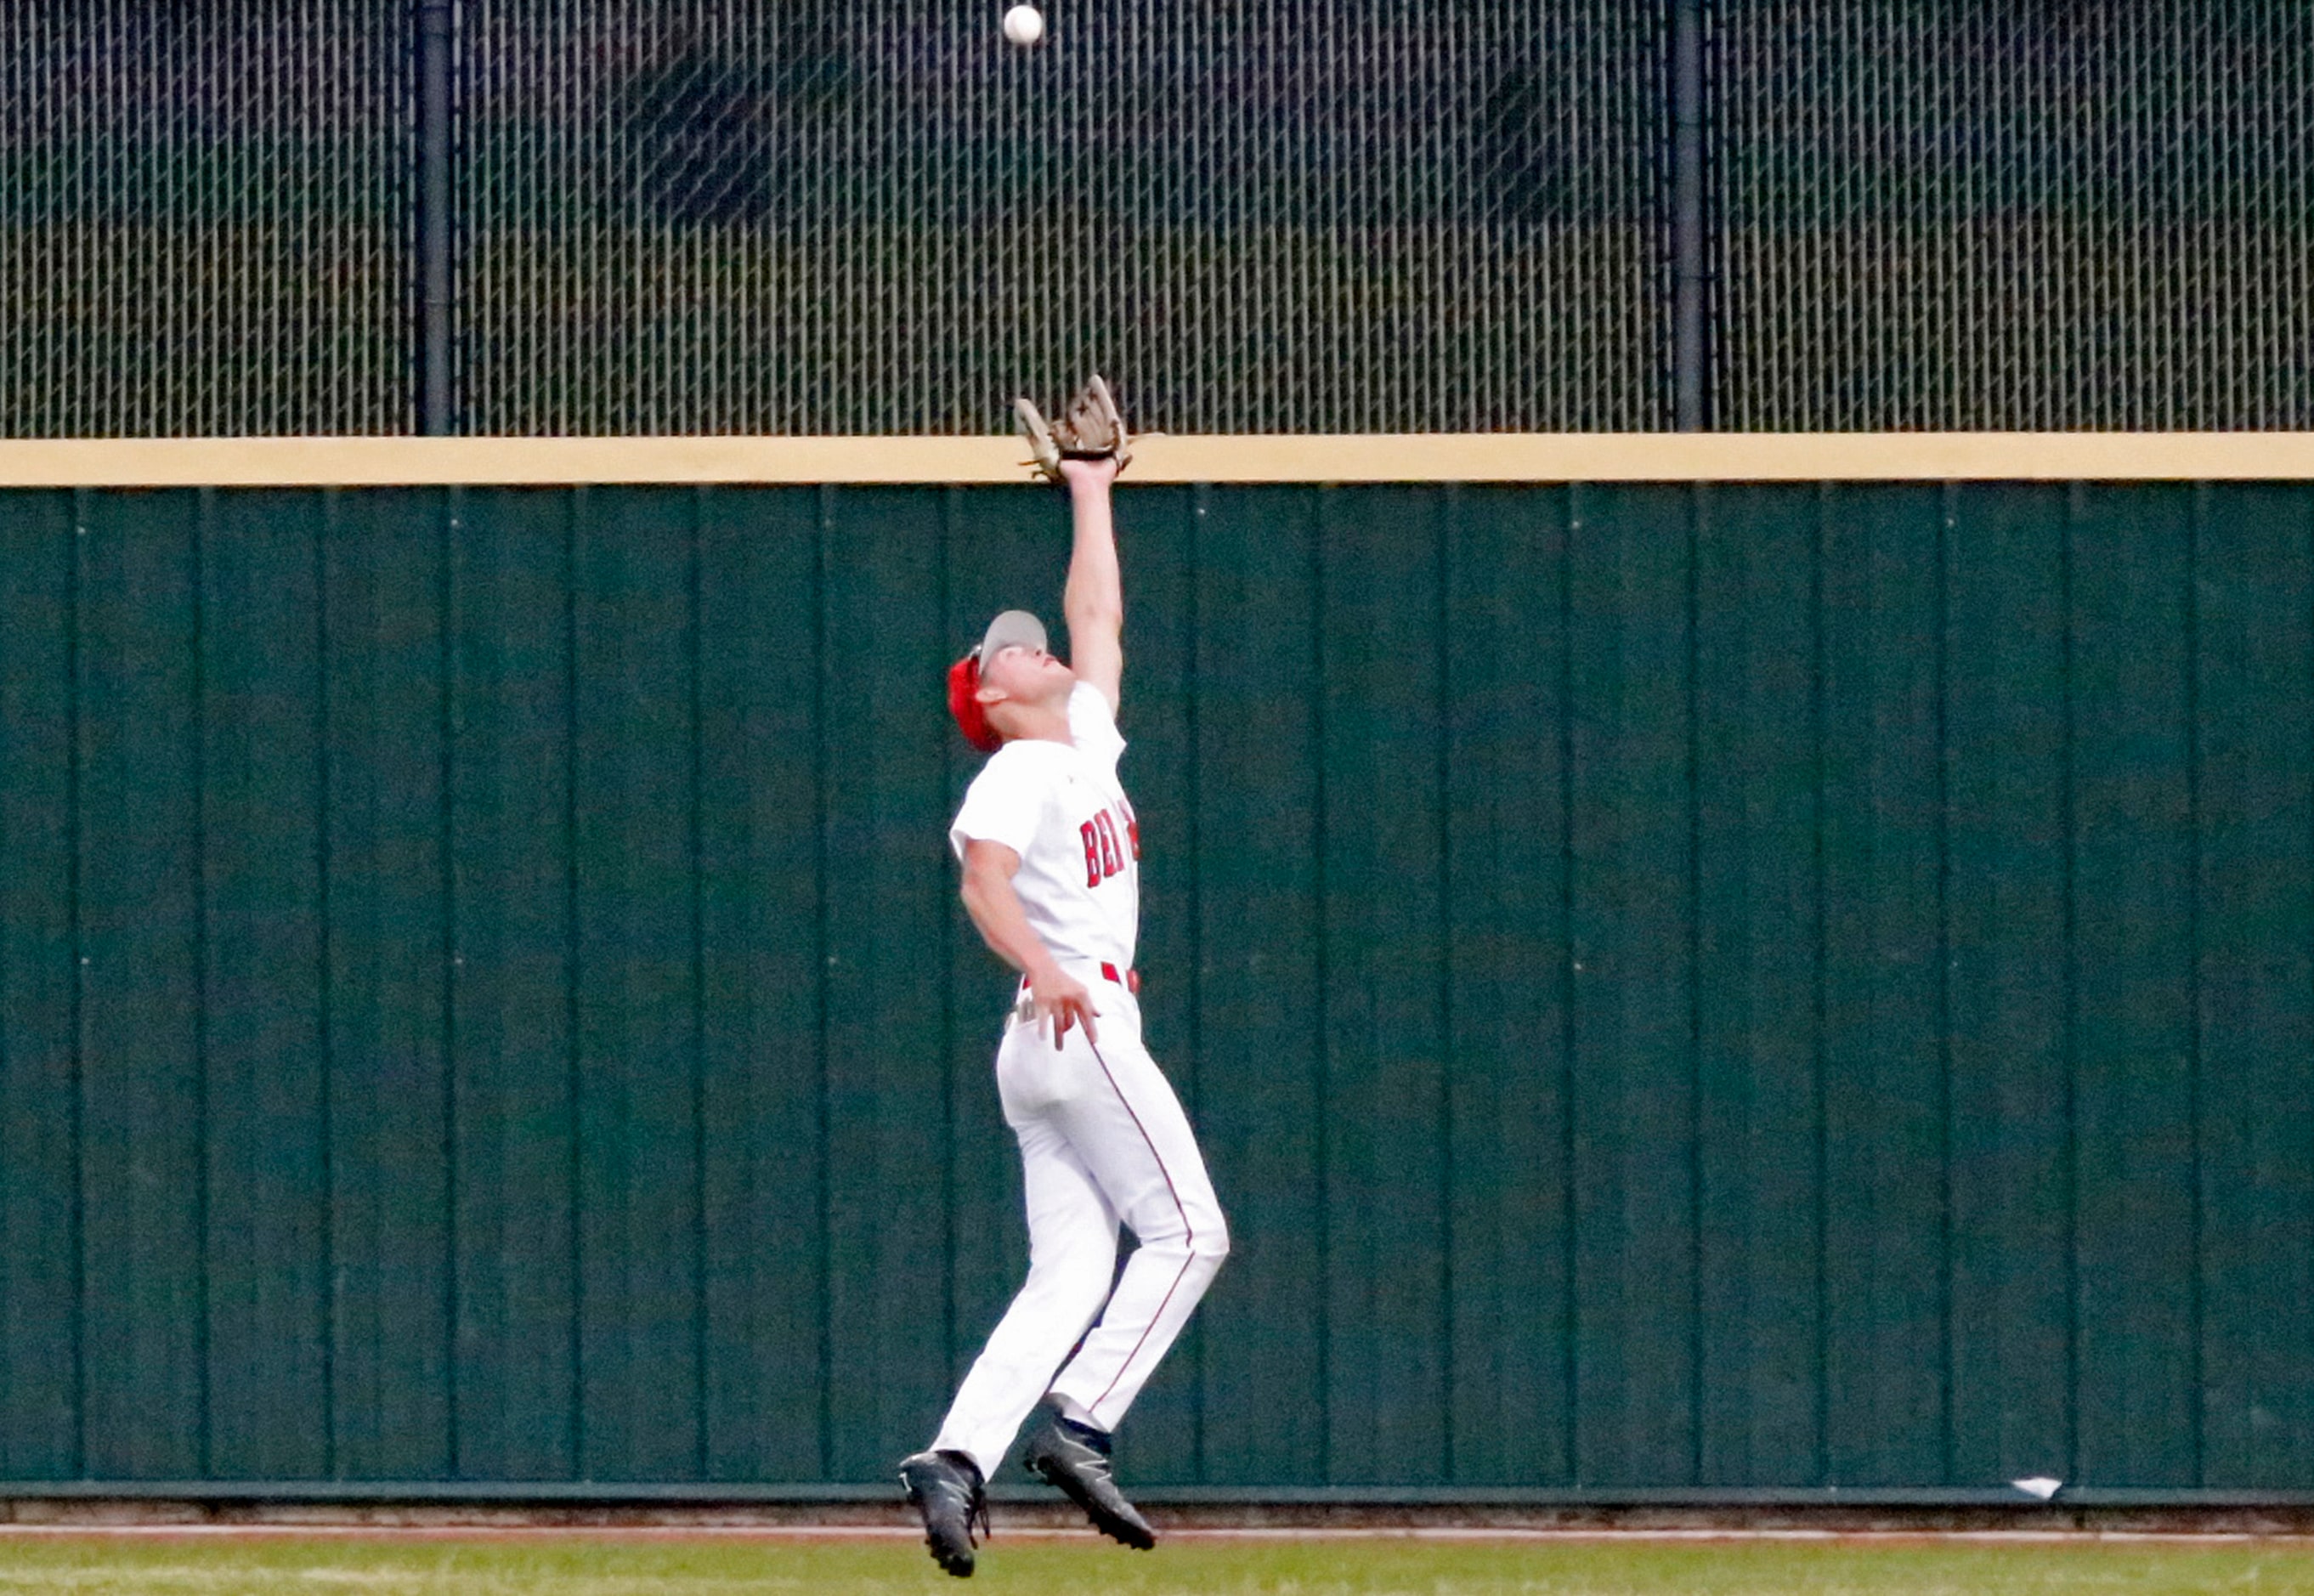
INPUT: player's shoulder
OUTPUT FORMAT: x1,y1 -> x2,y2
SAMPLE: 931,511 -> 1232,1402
1066,680 -> 1124,752
1067,679 -> 1121,723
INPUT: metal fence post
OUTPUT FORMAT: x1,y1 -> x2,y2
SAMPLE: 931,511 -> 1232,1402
1672,0 -> 1707,431
417,0 -> 455,435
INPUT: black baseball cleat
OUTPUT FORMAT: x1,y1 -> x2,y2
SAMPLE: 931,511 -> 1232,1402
899,1449 -> 989,1577
1020,1406 -> 1157,1550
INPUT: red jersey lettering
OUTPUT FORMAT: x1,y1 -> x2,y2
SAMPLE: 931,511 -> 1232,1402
1079,807 -> 1134,888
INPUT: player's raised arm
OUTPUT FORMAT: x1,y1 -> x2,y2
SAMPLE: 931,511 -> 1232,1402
1059,456 -> 1123,712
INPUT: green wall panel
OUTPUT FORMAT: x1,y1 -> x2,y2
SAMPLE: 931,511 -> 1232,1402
2196,484 -> 2314,1488
1816,483 -> 1949,1484
1320,485 -> 1451,1485
76,490 -> 205,1479
320,487 -> 454,1480
0,490 -> 76,1478
1694,483 -> 1825,1485
1191,487 -> 1327,1487
1442,484 -> 1574,1486
201,489 -> 331,1480
695,484 -> 828,1482
1568,482 -> 1698,1485
448,487 -> 580,1480
572,487 -> 704,1479
0,480 -> 2309,1496
1944,482 -> 2074,1484
2069,484 -> 2198,1487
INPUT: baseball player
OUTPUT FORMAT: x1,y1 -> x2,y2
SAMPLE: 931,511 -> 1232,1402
899,383 -> 1229,1578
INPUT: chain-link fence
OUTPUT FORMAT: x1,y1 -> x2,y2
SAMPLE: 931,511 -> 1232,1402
1,3 -> 415,438
1712,1 -> 2314,430
458,0 -> 1671,433
3,1 -> 2309,437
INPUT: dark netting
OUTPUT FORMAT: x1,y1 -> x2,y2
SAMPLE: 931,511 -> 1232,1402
0,3 -> 415,438
1710,1 -> 2314,431
455,0 -> 1673,435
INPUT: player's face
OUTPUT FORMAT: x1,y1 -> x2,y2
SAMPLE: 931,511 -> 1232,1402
982,642 -> 1072,705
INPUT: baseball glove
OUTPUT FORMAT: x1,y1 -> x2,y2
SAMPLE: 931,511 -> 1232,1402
1015,375 -> 1132,482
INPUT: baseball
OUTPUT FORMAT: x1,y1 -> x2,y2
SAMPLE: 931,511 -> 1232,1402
1002,4 -> 1044,47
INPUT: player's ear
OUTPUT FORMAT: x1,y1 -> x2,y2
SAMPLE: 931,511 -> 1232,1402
975,682 -> 1006,706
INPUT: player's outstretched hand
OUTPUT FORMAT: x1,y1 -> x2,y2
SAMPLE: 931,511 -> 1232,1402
1031,967 -> 1100,1048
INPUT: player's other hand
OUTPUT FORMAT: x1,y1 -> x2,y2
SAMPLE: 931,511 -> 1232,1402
1056,456 -> 1118,490
1030,966 -> 1100,1048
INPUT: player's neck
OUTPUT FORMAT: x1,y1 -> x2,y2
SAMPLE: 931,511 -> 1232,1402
1000,701 -> 1073,746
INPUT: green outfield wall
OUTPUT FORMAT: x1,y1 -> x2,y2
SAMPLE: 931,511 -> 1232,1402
1,477 -> 2310,1499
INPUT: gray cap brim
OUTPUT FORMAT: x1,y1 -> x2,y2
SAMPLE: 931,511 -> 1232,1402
975,609 -> 1049,676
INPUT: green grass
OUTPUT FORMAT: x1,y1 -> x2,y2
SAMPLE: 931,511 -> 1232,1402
0,1536 -> 2308,1596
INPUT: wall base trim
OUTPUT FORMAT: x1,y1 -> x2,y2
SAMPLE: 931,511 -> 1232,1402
4,1481 -> 2313,1510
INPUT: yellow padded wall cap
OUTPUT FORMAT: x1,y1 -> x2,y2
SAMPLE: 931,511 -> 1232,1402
3,433 -> 2312,487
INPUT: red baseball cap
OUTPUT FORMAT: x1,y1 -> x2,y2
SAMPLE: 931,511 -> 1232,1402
948,654 -> 999,751
948,609 -> 1048,752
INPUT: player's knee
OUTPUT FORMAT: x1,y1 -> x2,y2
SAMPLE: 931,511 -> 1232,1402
1028,1229 -> 1117,1284
1027,1233 -> 1118,1306
1055,1266 -> 1117,1332
1191,1214 -> 1230,1267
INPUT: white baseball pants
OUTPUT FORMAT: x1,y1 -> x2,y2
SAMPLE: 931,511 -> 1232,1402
931,979 -> 1229,1482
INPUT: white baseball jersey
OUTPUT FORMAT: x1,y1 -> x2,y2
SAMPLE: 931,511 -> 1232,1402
948,682 -> 1140,975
